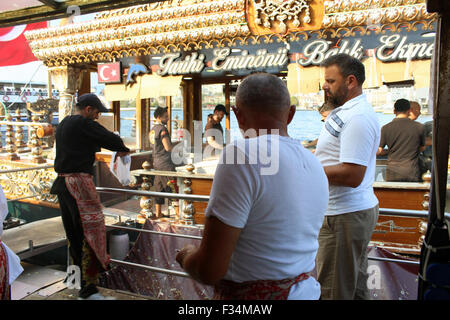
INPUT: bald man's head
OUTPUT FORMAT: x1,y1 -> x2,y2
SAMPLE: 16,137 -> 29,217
409,101 -> 421,120
236,73 -> 290,114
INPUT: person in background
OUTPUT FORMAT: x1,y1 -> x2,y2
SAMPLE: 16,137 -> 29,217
419,120 -> 433,176
204,104 -> 228,157
315,53 -> 380,300
304,102 -> 336,151
0,186 -> 23,300
50,93 -> 130,300
409,101 -> 421,121
377,99 -> 425,182
176,73 -> 329,300
409,101 -> 432,176
149,106 -> 181,218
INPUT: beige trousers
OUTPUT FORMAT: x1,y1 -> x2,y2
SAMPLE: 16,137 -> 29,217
316,205 -> 379,300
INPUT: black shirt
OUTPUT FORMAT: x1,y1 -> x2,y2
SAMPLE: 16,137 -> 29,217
204,118 -> 224,142
150,123 -> 174,170
53,115 -> 130,175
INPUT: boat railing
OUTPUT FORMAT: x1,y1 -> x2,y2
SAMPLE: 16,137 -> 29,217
0,113 -> 54,164
0,163 -> 56,205
97,187 -> 450,277
0,164 -> 54,175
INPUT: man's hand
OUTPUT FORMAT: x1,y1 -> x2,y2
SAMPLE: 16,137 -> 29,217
176,244 -> 197,269
174,217 -> 241,285
114,151 -> 130,162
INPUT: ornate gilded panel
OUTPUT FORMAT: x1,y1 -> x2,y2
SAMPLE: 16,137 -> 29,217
248,0 -> 325,35
24,0 -> 436,66
0,161 -> 58,204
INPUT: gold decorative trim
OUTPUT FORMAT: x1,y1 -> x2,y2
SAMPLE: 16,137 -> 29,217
323,1 -> 435,29
25,0 -> 436,67
0,162 -> 58,204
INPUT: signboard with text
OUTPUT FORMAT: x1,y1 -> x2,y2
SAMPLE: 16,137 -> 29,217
111,26 -> 436,80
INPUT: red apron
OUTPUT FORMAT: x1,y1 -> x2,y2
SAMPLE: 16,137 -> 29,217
0,241 -> 10,300
213,273 -> 310,300
61,173 -> 110,270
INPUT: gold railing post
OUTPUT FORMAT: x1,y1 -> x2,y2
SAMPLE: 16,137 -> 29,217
181,163 -> 196,225
131,118 -> 136,137
138,161 -> 154,223
30,115 -> 45,164
4,114 -> 19,161
14,113 -> 28,153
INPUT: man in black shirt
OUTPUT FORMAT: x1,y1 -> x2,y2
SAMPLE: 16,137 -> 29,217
377,99 -> 425,182
149,107 -> 181,218
50,93 -> 129,300
204,104 -> 227,157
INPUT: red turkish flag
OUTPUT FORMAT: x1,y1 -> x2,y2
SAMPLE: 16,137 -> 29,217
98,62 -> 122,83
0,22 -> 47,67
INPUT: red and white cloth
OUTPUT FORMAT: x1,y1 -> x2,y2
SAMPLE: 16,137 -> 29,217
0,241 -> 10,300
0,22 -> 47,67
0,185 -> 23,300
61,173 -> 110,269
213,273 -> 310,300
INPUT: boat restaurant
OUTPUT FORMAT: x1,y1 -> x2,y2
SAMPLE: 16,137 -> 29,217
0,0 -> 446,300
20,0 -> 439,250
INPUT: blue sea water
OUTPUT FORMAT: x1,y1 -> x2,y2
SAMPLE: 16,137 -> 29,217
120,109 -> 433,143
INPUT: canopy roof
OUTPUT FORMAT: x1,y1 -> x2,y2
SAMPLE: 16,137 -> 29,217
24,0 -> 437,67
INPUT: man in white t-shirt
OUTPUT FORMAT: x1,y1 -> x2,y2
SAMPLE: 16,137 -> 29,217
176,73 -> 329,300
315,53 -> 381,300
0,185 -> 24,300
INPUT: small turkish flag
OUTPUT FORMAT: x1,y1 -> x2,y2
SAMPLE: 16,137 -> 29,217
0,22 -> 47,67
98,62 -> 122,83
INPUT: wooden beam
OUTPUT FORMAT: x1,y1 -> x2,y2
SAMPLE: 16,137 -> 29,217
429,14 -> 450,223
166,96 -> 172,136
38,0 -> 62,9
224,82 -> 231,144
136,98 -> 151,151
182,82 -> 192,137
111,101 -> 120,132
426,0 -> 450,13
78,70 -> 91,96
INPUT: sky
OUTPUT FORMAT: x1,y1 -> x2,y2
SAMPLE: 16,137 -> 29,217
0,13 -> 96,85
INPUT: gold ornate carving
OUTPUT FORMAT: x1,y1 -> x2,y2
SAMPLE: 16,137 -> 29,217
322,0 -> 435,29
254,0 -> 311,32
248,0 -> 324,35
182,178 -> 195,225
24,0 -> 435,67
48,66 -> 85,120
0,162 -> 57,204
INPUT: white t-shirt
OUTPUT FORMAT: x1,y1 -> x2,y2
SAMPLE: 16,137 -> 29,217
0,186 -> 24,285
205,135 -> 329,299
315,94 -> 380,216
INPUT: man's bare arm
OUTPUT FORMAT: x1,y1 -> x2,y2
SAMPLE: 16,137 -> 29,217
207,136 -> 224,150
323,162 -> 367,188
162,135 -> 181,152
176,216 -> 241,285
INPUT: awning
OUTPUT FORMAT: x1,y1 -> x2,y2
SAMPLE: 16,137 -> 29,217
362,54 -> 382,89
376,59 -> 431,88
410,59 -> 431,89
104,74 -> 182,101
287,63 -> 322,95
